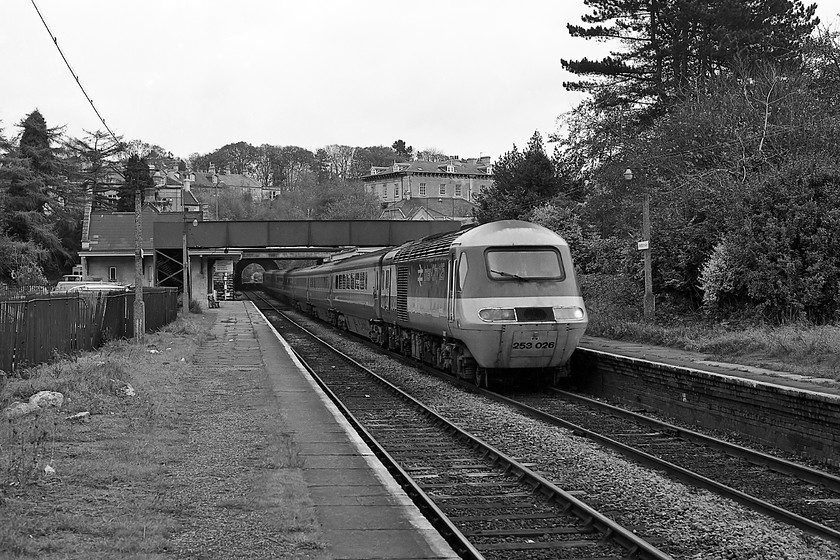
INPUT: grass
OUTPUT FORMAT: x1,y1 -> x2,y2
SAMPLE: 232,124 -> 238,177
0,315 -> 328,559
584,292 -> 840,381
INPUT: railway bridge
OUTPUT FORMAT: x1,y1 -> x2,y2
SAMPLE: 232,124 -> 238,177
151,219 -> 463,303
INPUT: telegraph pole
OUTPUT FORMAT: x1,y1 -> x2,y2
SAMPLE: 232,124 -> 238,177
133,188 -> 145,341
182,204 -> 189,314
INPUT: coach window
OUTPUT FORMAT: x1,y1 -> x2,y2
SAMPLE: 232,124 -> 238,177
457,253 -> 469,291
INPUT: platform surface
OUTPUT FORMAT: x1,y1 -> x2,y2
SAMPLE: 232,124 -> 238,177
199,300 -> 459,560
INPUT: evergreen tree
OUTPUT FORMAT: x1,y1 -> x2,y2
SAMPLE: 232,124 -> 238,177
117,155 -> 153,211
65,130 -> 125,210
562,0 -> 818,114
473,132 -> 562,223
0,110 -> 71,277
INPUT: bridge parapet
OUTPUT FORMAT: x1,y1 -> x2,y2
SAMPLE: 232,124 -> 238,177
153,220 -> 462,250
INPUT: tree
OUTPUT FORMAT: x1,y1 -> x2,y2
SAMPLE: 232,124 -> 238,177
0,110 -> 72,277
276,146 -> 315,191
65,130 -> 125,210
555,34 -> 840,314
253,144 -> 281,189
473,132 -> 562,223
392,139 -> 413,159
710,161 -> 840,321
218,141 -> 258,175
415,147 -> 448,162
562,0 -> 819,115
316,145 -> 356,181
117,155 -> 153,211
351,145 -> 404,178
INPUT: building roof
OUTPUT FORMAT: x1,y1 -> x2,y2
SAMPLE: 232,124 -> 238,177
217,173 -> 261,188
364,159 -> 493,180
379,198 -> 476,221
84,210 -> 201,253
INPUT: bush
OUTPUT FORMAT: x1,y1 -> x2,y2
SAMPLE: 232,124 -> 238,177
722,163 -> 840,322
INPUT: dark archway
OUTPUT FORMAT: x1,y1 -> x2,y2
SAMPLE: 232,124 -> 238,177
233,258 -> 280,290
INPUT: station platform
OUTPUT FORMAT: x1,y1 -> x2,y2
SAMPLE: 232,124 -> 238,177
579,335 -> 840,398
202,300 -> 459,560
196,299 -> 838,557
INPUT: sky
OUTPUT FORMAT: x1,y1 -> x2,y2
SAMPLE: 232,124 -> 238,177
3,1 -> 840,162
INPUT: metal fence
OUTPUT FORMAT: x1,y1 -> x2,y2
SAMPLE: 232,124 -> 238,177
0,287 -> 179,374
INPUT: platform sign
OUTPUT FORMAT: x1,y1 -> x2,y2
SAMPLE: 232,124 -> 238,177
214,260 -> 234,274
213,260 -> 235,300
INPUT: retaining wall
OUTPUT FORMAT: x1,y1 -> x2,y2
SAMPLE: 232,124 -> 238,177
570,348 -> 840,467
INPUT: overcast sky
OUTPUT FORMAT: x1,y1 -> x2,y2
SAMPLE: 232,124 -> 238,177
3,1 -> 840,161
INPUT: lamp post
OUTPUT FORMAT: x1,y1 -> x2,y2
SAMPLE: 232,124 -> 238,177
624,168 -> 655,321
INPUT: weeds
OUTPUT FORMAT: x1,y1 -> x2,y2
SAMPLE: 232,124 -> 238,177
583,275 -> 840,381
2,410 -> 59,487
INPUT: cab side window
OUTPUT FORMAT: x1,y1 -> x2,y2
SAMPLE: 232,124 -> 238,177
457,253 -> 469,291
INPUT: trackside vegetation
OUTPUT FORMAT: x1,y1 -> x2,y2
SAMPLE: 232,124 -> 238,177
473,3 -> 840,338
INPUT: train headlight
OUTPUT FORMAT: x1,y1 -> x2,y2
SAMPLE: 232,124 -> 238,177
478,308 -> 516,322
553,306 -> 586,321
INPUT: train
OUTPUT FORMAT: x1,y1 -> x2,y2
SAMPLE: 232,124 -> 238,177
262,220 -> 588,386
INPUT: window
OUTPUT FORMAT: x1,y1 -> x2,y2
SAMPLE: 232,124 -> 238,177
109,267 -> 117,282
439,183 -> 446,196
419,183 -> 426,196
457,253 -> 469,291
394,184 -> 399,198
455,183 -> 462,197
485,249 -> 565,281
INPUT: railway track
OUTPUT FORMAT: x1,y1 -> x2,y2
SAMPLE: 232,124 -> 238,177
490,388 -> 840,546
262,282 -> 840,545
247,291 -> 671,560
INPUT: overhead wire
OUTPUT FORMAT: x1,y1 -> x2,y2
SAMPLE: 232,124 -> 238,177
29,0 -> 122,146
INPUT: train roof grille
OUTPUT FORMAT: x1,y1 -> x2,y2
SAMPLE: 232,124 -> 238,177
393,229 -> 466,262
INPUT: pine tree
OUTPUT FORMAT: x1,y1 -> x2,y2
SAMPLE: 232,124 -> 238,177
473,132 -> 561,223
0,110 -> 71,276
117,155 -> 154,211
562,0 -> 819,114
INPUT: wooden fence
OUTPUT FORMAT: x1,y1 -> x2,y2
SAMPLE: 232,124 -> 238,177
0,287 -> 179,374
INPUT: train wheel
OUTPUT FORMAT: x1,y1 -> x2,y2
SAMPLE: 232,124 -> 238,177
474,367 -> 489,389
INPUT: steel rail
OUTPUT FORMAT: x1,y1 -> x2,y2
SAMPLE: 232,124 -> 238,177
249,292 -> 674,560
476,387 -> 840,545
550,387 -> 840,494
246,291 -> 484,559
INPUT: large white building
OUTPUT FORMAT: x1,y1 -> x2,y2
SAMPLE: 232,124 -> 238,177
362,157 -> 493,222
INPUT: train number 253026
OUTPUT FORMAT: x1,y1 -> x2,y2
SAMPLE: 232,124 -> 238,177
512,341 -> 555,350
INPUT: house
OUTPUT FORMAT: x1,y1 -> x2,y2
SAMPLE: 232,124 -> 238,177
78,208 -> 201,286
362,157 -> 493,222
187,163 -> 263,219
